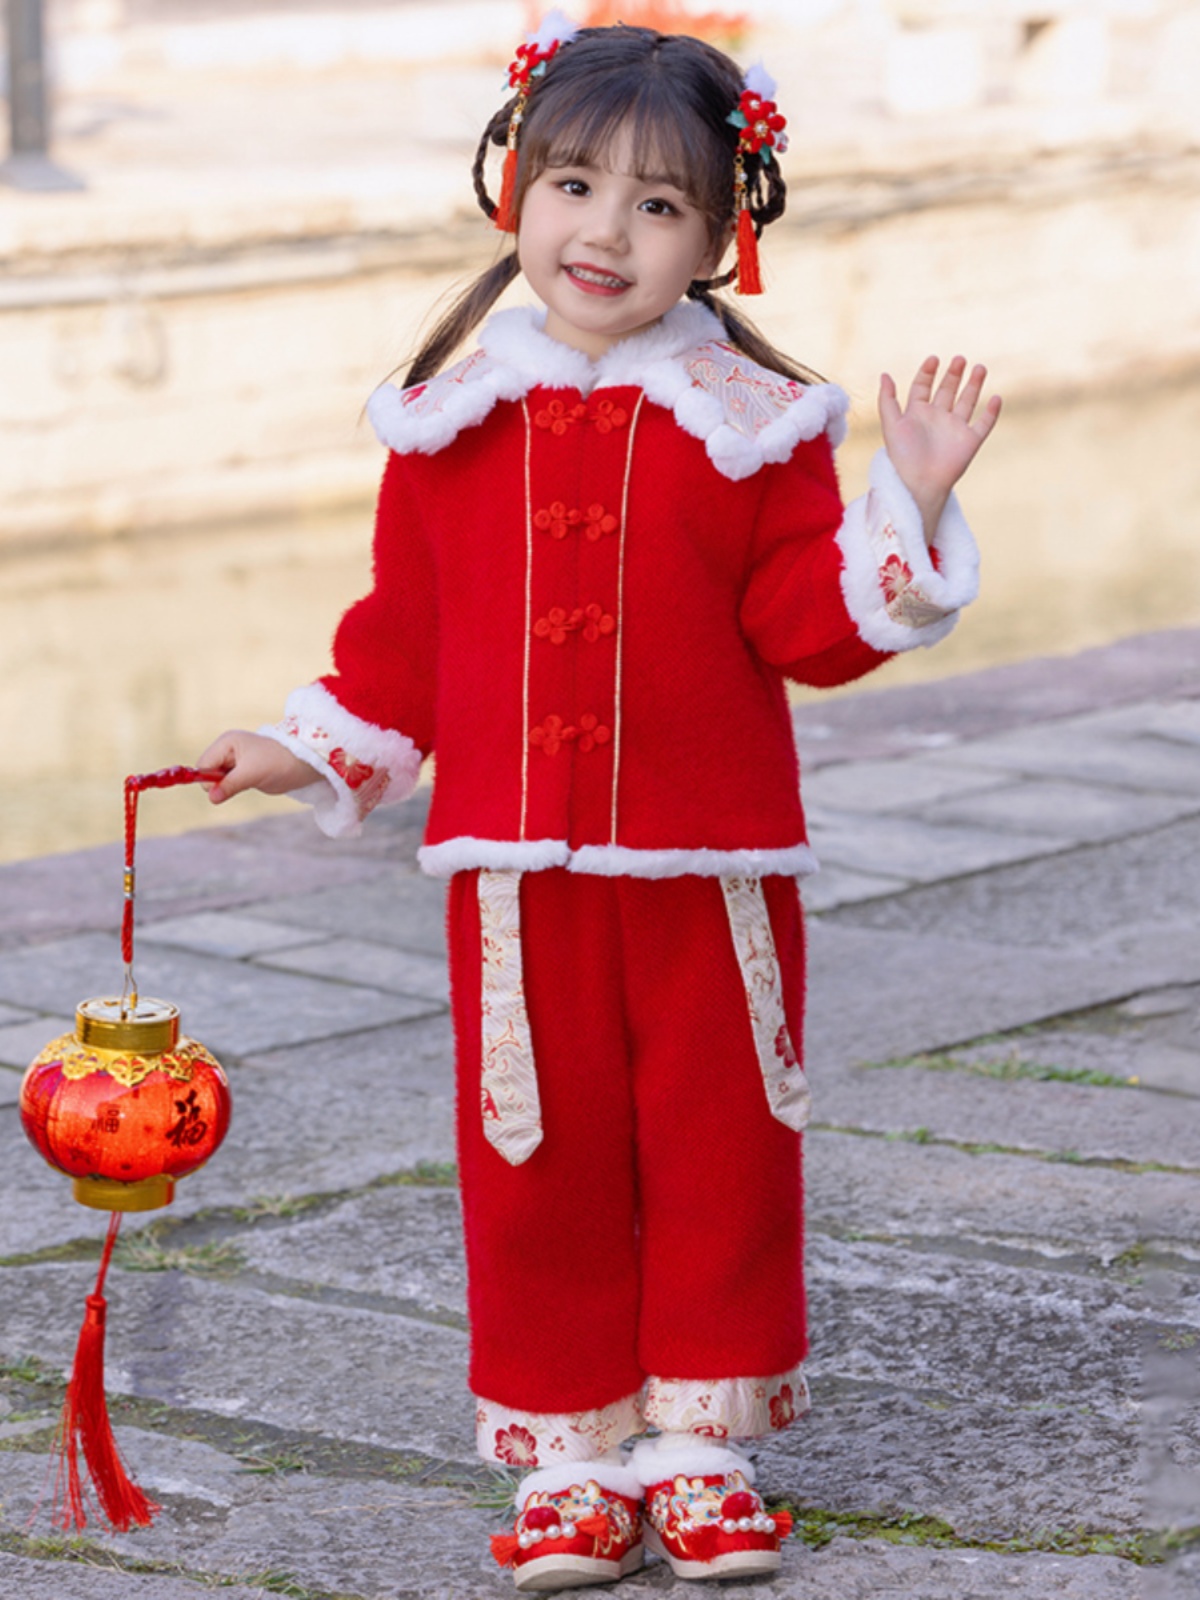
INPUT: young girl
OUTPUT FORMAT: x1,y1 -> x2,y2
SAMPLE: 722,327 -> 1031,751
200,14 -> 999,1591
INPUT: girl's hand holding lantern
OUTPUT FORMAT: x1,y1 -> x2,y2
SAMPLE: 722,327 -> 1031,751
879,355 -> 1002,544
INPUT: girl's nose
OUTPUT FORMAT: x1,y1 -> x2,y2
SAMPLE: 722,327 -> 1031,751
580,200 -> 628,252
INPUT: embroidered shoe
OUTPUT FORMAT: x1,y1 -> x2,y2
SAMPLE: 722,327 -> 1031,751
632,1442 -> 793,1580
490,1464 -> 644,1592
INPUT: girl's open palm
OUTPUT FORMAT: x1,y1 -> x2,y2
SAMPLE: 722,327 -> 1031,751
878,356 -> 1001,530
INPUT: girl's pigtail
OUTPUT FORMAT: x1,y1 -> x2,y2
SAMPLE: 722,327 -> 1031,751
403,254 -> 521,389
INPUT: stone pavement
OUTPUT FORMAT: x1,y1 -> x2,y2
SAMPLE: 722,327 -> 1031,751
1,628 -> 1198,1598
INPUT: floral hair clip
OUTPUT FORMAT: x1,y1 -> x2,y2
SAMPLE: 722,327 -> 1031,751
495,9 -> 579,232
726,63 -> 788,294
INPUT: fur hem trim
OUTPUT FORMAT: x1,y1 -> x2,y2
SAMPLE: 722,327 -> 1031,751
417,839 -> 819,879
837,449 -> 979,654
367,302 -> 847,479
629,1439 -> 756,1488
516,1461 -> 643,1503
417,837 -> 572,876
567,843 -> 819,879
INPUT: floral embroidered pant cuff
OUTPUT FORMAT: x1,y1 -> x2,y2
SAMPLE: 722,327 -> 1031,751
449,868 -> 812,1471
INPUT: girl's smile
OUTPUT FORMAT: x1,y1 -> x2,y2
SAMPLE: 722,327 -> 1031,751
517,147 -> 727,358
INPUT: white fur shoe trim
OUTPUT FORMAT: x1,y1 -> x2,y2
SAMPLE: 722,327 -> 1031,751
517,1462 -> 643,1503
630,1439 -> 756,1488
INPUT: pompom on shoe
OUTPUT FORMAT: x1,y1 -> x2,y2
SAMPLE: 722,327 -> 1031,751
490,1463 -> 644,1591
632,1441 -> 793,1580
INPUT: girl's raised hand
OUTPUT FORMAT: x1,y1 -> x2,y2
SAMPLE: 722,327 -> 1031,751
878,356 -> 1001,541
198,730 -> 316,805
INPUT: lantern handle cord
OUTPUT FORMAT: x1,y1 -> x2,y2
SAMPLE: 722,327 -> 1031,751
121,768 -> 225,1019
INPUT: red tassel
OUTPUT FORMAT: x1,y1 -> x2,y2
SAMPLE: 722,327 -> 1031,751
490,1532 -> 521,1567
736,206 -> 763,295
772,1508 -> 795,1540
574,1512 -> 608,1540
495,145 -> 519,233
52,1214 -> 160,1532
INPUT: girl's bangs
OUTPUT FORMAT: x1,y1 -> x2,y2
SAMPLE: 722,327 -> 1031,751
531,79 -> 723,209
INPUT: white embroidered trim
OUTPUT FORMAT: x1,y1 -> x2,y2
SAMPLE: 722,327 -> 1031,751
641,1368 -> 810,1448
475,1393 -> 645,1472
837,449 -> 979,654
259,682 -> 422,840
478,869 -> 543,1167
721,878 -> 811,1133
367,303 -> 848,482
418,838 -> 819,881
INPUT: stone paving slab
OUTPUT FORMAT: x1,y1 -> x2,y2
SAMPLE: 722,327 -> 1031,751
804,1132 -> 1200,1262
814,1066 -> 1198,1168
820,816 -> 1200,949
917,777 -> 1200,843
0,931 -> 440,1059
804,921 -> 1200,1072
0,1553 -> 271,1600
801,754 -> 1010,813
933,718 -> 1200,796
0,1264 -> 476,1462
0,1011 -> 79,1070
0,827 -> 390,952
239,868 -> 449,957
254,934 -> 451,1003
139,909 -> 326,957
800,863 -> 909,913
806,808 -> 1066,882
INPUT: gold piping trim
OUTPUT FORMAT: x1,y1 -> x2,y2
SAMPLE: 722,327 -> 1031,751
610,391 -> 646,844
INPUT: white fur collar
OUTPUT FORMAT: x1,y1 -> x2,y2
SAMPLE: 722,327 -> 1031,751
367,301 -> 848,482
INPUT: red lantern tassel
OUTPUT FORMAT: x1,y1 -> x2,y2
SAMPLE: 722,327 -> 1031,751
52,1213 -> 160,1532
736,205 -> 763,295
495,144 -> 520,233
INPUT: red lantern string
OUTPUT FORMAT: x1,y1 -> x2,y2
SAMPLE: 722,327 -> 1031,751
121,768 -> 224,1015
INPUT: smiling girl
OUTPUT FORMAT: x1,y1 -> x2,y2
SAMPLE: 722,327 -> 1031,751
199,13 -> 999,1591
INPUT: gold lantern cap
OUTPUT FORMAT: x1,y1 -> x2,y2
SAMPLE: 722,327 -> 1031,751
76,997 -> 180,1054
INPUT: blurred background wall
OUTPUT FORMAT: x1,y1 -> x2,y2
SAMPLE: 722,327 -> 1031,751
3,0 -> 1199,856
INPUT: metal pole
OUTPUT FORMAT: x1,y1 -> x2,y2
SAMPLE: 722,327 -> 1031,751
2,0 -> 84,189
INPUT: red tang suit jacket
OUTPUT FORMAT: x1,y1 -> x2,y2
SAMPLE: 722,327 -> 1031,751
264,301 -> 979,876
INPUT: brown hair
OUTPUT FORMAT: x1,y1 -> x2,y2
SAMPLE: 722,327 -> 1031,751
403,25 -> 818,388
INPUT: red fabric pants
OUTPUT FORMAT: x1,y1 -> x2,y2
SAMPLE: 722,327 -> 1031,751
448,868 -> 807,1417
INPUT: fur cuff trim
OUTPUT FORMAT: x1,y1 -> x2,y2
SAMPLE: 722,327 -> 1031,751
417,837 -> 571,876
517,1461 -> 643,1504
836,449 -> 979,654
629,1439 -> 756,1489
260,682 -> 421,840
367,302 -> 847,481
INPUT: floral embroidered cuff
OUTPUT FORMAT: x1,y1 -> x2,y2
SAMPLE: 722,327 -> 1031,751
259,681 -> 423,839
837,448 -> 979,654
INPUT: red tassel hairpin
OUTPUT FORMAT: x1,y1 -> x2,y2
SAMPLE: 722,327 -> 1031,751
495,12 -> 579,232
726,67 -> 788,295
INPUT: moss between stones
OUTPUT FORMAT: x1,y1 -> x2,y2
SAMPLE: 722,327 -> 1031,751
770,1502 -> 1200,1564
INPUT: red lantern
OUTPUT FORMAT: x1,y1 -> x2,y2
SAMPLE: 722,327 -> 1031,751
21,998 -> 230,1213
19,768 -> 232,1533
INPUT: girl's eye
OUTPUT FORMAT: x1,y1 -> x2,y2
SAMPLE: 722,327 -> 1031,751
641,197 -> 678,217
559,178 -> 590,197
